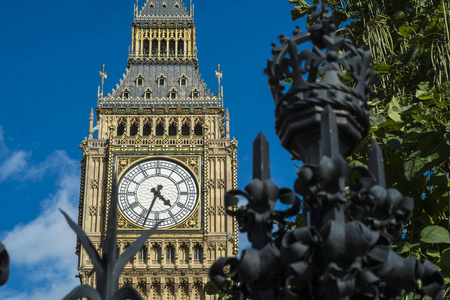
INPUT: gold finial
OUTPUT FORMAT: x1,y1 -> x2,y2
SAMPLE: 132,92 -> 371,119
134,0 -> 139,18
99,64 -> 107,100
215,64 -> 223,105
231,137 -> 238,147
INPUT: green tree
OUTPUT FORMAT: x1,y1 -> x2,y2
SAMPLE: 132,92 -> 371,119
289,0 -> 450,295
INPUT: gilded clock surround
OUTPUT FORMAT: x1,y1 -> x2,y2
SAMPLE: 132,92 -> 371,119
115,155 -> 202,231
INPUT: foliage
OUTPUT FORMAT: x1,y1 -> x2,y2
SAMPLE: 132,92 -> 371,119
289,0 -> 450,296
204,281 -> 231,300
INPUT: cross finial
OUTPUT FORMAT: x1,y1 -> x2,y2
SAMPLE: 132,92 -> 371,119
99,64 -> 107,103
215,64 -> 223,105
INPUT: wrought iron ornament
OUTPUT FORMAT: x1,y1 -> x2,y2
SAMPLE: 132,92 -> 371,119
0,242 -> 9,286
61,174 -> 159,300
264,5 -> 377,164
209,6 -> 444,300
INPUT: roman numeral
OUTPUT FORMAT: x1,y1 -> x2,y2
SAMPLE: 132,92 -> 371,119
168,211 -> 177,222
176,202 -> 187,209
129,202 -> 138,209
138,164 -> 148,176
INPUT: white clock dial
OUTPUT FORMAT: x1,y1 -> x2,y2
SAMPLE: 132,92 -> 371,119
117,159 -> 198,228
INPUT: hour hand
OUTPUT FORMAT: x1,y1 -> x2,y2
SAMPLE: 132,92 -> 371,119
158,194 -> 171,206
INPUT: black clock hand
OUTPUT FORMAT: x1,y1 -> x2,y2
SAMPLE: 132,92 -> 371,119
143,185 -> 163,225
157,194 -> 171,207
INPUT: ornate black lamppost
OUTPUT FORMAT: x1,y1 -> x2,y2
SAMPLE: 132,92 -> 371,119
209,6 -> 444,300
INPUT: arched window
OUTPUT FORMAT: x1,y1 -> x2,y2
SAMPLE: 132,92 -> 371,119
156,122 -> 164,136
143,40 -> 150,55
179,74 -> 187,86
169,88 -> 177,100
162,2 -> 167,8
138,247 -> 148,261
152,40 -> 158,57
193,246 -> 203,262
143,121 -> 151,136
192,89 -> 199,99
123,89 -> 130,99
130,122 -> 138,136
168,123 -> 177,136
194,123 -> 203,136
169,40 -> 176,57
165,246 -> 175,262
178,40 -> 184,56
144,88 -> 152,100
136,75 -> 144,87
160,40 -> 167,57
181,123 -> 190,135
117,119 -> 126,136
158,74 -> 166,87
149,2 -> 155,8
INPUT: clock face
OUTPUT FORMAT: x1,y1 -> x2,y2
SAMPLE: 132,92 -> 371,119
117,158 -> 198,229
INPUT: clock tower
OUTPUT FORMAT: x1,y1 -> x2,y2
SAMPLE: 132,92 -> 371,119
77,1 -> 238,299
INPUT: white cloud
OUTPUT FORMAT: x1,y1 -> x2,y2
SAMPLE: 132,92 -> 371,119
0,151 -> 30,181
0,126 -> 7,156
2,167 -> 78,266
0,127 -> 82,300
0,128 -> 76,183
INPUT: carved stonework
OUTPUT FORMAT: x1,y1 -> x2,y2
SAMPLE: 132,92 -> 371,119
77,2 -> 237,299
217,178 -> 225,189
89,206 -> 97,216
173,212 -> 199,229
90,179 -> 99,189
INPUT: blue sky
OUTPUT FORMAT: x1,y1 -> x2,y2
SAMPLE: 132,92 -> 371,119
0,0 -> 306,298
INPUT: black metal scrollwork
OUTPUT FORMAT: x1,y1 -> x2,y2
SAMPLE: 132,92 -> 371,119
209,5 -> 444,300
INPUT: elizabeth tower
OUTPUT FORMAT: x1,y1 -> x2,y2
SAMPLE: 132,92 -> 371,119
77,0 -> 238,298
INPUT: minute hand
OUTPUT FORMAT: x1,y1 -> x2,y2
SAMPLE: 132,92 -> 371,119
143,185 -> 163,225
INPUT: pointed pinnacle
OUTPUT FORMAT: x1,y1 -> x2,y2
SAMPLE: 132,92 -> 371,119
368,140 -> 386,188
253,132 -> 270,181
320,105 -> 340,158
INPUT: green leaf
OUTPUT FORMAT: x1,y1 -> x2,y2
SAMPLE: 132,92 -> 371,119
397,242 -> 420,254
373,63 -> 392,73
204,281 -> 220,295
388,110 -> 402,121
421,225 -> 450,244
404,150 -> 439,180
387,96 -> 402,121
289,0 -> 312,20
369,112 -> 386,126
399,24 -> 414,37
426,248 -> 441,258
439,247 -> 450,273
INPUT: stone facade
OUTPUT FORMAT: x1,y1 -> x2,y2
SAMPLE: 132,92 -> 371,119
76,1 -> 238,299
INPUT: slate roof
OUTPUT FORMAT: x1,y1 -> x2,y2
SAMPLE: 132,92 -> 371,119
136,0 -> 193,23
99,0 -> 220,109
